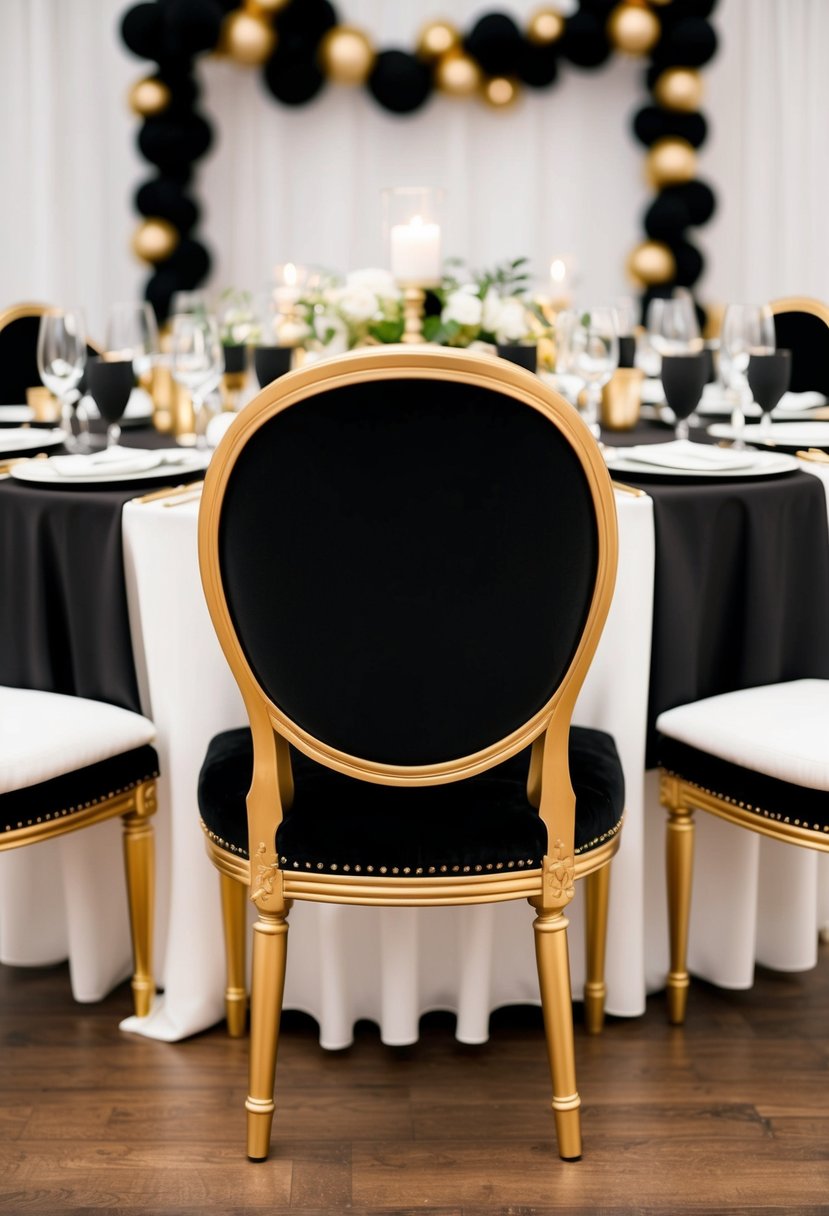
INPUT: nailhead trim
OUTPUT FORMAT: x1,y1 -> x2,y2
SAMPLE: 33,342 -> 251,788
666,771 -> 829,836
574,814 -> 624,855
4,771 -> 158,835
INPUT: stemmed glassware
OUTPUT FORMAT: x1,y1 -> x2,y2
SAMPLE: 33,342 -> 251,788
649,295 -> 702,356
660,353 -> 707,442
85,357 -> 135,449
36,307 -> 88,451
748,349 -> 791,440
720,304 -> 775,447
169,312 -> 222,449
105,301 -> 159,382
557,308 -> 619,438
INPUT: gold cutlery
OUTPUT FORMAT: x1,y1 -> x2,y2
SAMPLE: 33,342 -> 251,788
134,480 -> 205,505
0,452 -> 48,475
611,479 -> 647,497
795,448 -> 829,464
162,488 -> 203,508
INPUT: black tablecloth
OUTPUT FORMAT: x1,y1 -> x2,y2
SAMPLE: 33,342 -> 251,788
0,426 -> 193,713
603,423 -> 829,765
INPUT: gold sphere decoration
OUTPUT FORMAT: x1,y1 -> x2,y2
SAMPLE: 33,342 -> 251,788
417,20 -> 461,62
654,67 -> 704,112
131,218 -> 179,265
319,26 -> 376,86
483,76 -> 520,109
646,137 -> 697,186
607,4 -> 661,55
527,8 -> 566,46
626,240 -> 676,288
435,50 -> 482,98
220,11 -> 277,66
245,0 -> 289,12
128,77 -> 171,118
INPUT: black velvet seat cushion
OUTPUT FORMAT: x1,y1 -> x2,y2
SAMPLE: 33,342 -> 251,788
773,310 -> 829,396
198,727 -> 624,873
660,736 -> 829,837
1,745 -> 159,837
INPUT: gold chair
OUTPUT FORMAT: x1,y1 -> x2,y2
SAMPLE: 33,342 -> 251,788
770,296 -> 829,398
197,346 -> 623,1162
659,680 -> 829,1025
0,301 -> 99,407
0,686 -> 158,1017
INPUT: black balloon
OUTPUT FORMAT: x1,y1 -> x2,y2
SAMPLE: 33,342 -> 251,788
264,45 -> 326,106
516,41 -> 559,89
657,0 -> 718,20
633,106 -> 707,149
276,0 -> 337,48
665,237 -> 705,286
138,112 -> 213,169
653,18 -> 718,68
666,179 -> 717,226
368,51 -> 432,115
136,177 -> 200,232
162,0 -> 223,56
164,237 -> 211,288
464,13 -> 523,78
577,0 -> 616,15
145,266 -> 181,323
121,2 -> 165,59
644,192 -> 691,240
560,12 -> 612,69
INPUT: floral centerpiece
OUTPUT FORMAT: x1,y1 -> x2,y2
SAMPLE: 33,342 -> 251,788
295,268 -> 404,355
422,258 -> 550,362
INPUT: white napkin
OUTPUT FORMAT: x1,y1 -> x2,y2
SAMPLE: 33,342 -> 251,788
618,440 -> 758,472
776,390 -> 827,412
48,447 -> 193,478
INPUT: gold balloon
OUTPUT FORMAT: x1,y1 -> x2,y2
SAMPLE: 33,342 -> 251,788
417,20 -> 460,62
128,77 -> 171,118
527,8 -> 566,45
220,11 -> 276,66
654,67 -> 704,112
435,50 -> 482,98
131,218 -> 179,264
483,76 -> 520,109
607,4 -> 661,55
646,137 -> 697,186
245,0 -> 289,12
626,240 -> 676,288
319,26 -> 376,86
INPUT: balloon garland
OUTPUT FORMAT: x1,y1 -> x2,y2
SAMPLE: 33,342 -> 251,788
120,0 -> 719,323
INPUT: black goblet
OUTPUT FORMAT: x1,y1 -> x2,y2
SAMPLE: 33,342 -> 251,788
85,357 -> 135,448
747,349 -> 791,438
253,345 -> 293,388
660,352 -> 707,442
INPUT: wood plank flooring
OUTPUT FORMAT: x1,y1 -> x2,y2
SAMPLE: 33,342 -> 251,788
1,944 -> 827,1215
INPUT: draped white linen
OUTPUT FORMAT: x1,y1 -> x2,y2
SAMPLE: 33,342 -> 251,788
2,1 -> 828,337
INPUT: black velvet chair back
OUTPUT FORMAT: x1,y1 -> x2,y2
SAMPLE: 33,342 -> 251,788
202,348 -> 616,777
0,304 -> 98,405
771,298 -> 829,396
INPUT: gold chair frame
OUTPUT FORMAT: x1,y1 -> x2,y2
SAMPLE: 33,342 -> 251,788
198,346 -> 620,1162
1,774 -> 157,1018
770,296 -> 829,327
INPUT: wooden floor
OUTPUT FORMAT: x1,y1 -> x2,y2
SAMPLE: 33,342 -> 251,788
1,946 -> 827,1216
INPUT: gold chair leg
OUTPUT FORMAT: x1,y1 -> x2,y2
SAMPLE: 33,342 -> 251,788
246,911 -> 289,1161
665,798 -> 695,1026
583,863 -> 610,1035
122,780 -> 157,1017
220,873 -> 248,1038
533,909 -> 582,1161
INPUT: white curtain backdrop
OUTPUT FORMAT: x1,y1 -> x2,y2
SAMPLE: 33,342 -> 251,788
1,1 -> 827,338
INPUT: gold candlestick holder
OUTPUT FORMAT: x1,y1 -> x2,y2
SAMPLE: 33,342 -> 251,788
401,285 -> 432,344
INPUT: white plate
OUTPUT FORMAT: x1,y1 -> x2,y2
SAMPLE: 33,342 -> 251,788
708,421 -> 829,450
9,448 -> 210,487
605,444 -> 799,479
0,405 -> 35,426
0,428 -> 66,458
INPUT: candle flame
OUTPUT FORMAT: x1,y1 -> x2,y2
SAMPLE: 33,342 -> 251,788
284,262 -> 297,286
550,259 -> 566,283
410,214 -> 424,227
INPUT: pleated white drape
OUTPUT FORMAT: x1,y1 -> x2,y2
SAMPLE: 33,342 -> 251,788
2,1 -> 827,338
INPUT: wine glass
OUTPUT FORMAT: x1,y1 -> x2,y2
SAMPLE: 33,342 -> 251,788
748,349 -> 792,440
85,356 -> 135,449
170,312 -> 223,449
105,301 -> 159,380
660,352 -> 707,442
650,296 -> 702,356
37,307 -> 88,451
560,308 -> 619,438
721,304 -> 775,447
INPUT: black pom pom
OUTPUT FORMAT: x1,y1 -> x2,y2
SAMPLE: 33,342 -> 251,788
368,50 -> 432,115
135,177 -> 200,232
138,112 -> 213,169
644,191 -> 691,240
121,3 -> 165,59
658,0 -> 717,20
516,41 -> 559,89
144,266 -> 180,324
653,18 -> 718,68
275,0 -> 336,50
464,13 -> 523,78
560,12 -> 612,69
664,180 -> 717,226
633,106 -> 708,148
164,237 -> 211,288
162,0 -> 223,56
666,237 -> 704,286
263,44 -> 326,106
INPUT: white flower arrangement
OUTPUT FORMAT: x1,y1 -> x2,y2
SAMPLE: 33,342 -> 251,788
424,258 -> 548,348
296,268 -> 404,353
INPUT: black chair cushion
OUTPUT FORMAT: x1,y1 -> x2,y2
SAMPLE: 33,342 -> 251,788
1,745 -> 159,837
198,727 -> 624,873
773,310 -> 829,396
0,313 -> 98,405
660,736 -> 829,837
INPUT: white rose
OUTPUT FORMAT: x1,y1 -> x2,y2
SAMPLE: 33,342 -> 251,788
337,287 -> 379,324
314,311 -> 349,353
442,285 -> 483,329
482,288 -> 503,335
495,297 -> 531,344
346,267 -> 400,300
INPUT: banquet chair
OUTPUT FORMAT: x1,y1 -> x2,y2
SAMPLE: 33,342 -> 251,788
658,680 -> 829,1025
0,301 -> 99,405
770,296 -> 829,396
197,346 -> 623,1162
0,686 -> 158,1016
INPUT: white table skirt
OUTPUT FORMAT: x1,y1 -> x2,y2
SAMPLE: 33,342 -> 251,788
2,477 -> 827,1042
